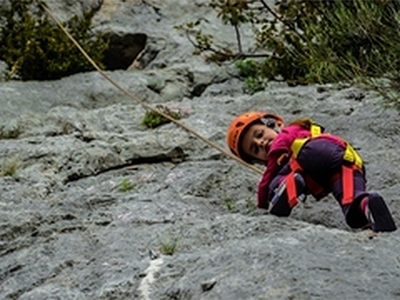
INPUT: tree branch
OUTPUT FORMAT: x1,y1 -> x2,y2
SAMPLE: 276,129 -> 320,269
234,24 -> 243,54
257,0 -> 307,43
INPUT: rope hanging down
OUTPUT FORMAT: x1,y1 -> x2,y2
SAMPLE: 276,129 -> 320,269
37,0 -> 264,175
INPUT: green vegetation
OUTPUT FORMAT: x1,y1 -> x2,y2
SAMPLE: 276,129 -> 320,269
176,0 -> 400,108
224,198 -> 237,212
225,196 -> 256,214
141,105 -> 184,129
244,196 -> 256,214
159,237 -> 179,255
0,157 -> 21,179
0,0 -> 108,81
118,177 -> 137,192
0,125 -> 21,139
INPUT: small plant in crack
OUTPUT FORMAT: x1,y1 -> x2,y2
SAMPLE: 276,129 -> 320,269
224,198 -> 237,212
160,236 -> 179,256
0,125 -> 22,139
244,196 -> 257,214
141,105 -> 184,129
118,177 -> 137,192
0,157 -> 21,179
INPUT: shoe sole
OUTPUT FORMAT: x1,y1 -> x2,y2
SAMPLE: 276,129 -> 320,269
368,194 -> 397,232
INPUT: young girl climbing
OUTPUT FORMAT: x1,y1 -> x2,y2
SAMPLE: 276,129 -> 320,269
227,111 -> 397,232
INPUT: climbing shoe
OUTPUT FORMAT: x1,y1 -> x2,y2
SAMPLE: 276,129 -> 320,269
366,193 -> 397,232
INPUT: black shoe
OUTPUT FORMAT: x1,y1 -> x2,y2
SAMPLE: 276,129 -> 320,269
366,193 -> 397,232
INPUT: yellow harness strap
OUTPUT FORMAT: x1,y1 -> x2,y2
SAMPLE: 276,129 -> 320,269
291,123 -> 322,158
343,143 -> 363,168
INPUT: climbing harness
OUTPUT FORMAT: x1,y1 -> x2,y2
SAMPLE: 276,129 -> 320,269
283,119 -> 364,209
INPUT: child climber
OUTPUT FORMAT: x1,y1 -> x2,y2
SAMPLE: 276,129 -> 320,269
227,111 -> 397,232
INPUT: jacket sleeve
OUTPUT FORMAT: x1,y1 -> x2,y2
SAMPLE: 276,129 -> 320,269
257,150 -> 285,209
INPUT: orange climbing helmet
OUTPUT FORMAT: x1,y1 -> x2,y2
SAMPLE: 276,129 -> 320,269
226,111 -> 284,161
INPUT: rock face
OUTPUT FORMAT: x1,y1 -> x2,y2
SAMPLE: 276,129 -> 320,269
1,1 -> 400,300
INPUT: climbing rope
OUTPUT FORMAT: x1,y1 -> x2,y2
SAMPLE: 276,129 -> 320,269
37,1 -> 264,175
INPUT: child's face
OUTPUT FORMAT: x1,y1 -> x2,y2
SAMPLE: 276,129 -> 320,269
241,123 -> 278,162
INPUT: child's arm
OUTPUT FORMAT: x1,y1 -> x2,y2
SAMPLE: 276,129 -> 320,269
257,150 -> 287,209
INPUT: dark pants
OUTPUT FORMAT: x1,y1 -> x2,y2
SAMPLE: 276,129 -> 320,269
269,138 -> 369,228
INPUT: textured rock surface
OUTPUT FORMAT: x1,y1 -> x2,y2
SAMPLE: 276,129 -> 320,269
0,1 -> 400,299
